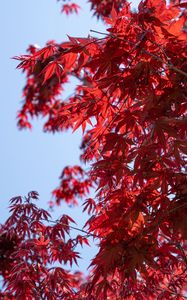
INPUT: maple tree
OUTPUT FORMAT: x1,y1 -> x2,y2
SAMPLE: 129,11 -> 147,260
1,0 -> 187,298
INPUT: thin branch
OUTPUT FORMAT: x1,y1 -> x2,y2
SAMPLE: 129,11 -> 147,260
40,217 -> 100,239
90,29 -> 187,78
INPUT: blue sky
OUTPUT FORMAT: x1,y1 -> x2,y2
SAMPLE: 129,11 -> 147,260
0,0 -> 104,212
0,0 -> 139,273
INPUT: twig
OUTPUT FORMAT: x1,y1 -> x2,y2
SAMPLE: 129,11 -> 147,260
40,217 -> 100,239
90,29 -> 187,78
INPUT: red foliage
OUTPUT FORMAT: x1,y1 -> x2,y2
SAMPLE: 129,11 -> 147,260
2,0 -> 187,298
60,2 -> 80,15
89,0 -> 127,18
0,192 -> 84,299
52,165 -> 92,206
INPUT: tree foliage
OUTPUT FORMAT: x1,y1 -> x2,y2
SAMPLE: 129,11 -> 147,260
1,0 -> 187,298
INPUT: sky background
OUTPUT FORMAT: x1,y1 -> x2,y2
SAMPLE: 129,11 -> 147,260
0,0 -> 139,273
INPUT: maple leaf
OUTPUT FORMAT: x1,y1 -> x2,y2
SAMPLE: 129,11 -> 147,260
41,61 -> 64,84
61,3 -> 80,15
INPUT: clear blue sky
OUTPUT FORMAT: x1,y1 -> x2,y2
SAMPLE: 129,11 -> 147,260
0,0 -> 139,273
